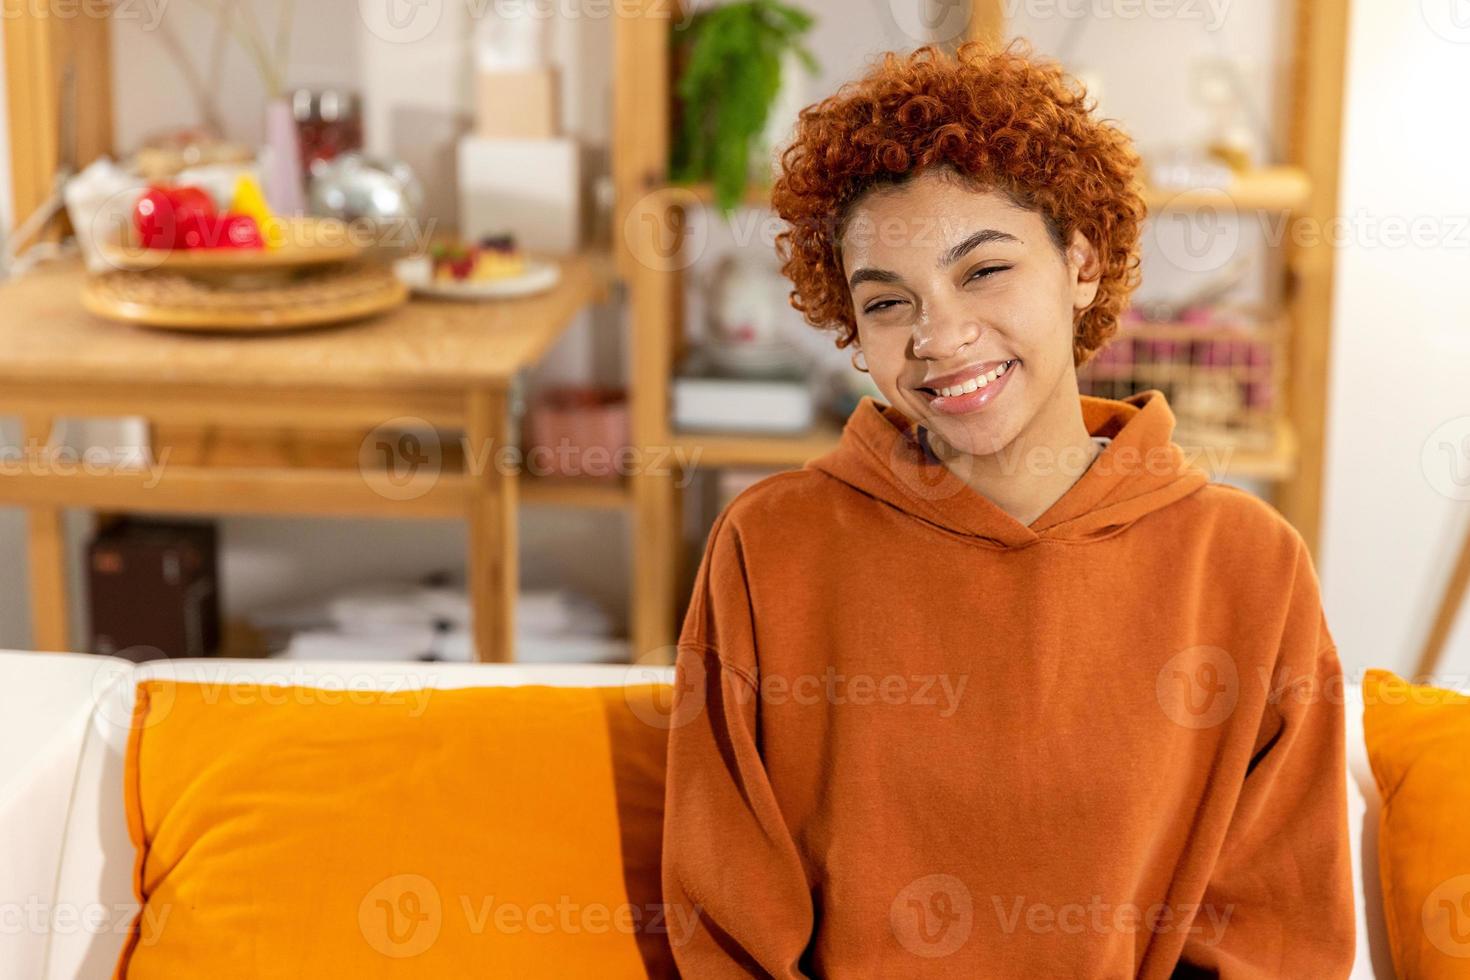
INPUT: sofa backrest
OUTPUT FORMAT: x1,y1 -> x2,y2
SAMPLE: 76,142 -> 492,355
0,651 -> 1438,980
1343,680 -> 1395,978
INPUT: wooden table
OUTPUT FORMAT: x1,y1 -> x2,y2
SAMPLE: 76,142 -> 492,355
0,254 -> 613,662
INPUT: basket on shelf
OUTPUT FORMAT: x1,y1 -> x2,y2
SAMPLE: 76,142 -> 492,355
1080,306 -> 1286,454
522,386 -> 630,482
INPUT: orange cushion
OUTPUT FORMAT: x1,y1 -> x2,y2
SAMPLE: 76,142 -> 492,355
117,679 -> 676,978
1362,668 -> 1470,978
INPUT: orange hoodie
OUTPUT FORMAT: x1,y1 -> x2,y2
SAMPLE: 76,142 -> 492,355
661,390 -> 1354,978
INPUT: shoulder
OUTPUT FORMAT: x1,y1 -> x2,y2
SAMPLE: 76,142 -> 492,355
699,467 -> 862,564
1175,484 -> 1324,623
1181,481 -> 1309,551
712,467 -> 852,538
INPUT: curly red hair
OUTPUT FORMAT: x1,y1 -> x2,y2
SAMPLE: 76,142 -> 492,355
771,38 -> 1147,367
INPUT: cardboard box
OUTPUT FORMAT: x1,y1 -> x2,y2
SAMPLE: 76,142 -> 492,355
458,136 -> 582,253
475,68 -> 560,139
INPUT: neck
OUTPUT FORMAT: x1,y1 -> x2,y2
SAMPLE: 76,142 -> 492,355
923,373 -> 1101,527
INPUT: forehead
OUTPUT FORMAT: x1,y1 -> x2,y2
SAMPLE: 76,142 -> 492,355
839,172 -> 1038,265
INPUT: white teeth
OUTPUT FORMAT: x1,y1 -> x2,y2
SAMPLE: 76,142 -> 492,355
935,360 -> 1010,398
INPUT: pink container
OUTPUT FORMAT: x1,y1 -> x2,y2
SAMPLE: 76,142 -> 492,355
524,387 -> 630,481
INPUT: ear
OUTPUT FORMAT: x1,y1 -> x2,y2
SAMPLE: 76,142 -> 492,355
1067,229 -> 1101,312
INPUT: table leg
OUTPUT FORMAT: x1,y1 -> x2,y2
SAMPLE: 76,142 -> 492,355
466,388 -> 517,663
22,414 -> 70,652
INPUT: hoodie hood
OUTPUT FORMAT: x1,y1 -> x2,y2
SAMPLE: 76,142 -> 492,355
805,389 -> 1209,549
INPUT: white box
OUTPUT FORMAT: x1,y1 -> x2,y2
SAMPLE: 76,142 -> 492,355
457,136 -> 582,253
672,375 -> 815,434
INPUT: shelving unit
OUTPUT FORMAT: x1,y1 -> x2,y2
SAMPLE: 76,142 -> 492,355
612,1 -> 1348,661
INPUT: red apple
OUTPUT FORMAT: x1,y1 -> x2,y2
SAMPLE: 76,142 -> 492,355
133,184 -> 218,250
133,187 -> 176,249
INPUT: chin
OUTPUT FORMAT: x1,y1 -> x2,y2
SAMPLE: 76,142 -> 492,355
921,412 -> 1015,458
890,394 -> 1005,458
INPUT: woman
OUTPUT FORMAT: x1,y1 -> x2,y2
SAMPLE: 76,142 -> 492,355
660,40 -> 1353,978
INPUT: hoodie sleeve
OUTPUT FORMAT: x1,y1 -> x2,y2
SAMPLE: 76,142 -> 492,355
661,509 -> 816,979
1173,554 -> 1356,978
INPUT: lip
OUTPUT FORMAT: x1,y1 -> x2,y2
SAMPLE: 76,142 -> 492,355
917,358 -> 1016,391
914,358 -> 1018,416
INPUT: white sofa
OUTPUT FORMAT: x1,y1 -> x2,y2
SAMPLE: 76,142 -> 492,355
0,651 -> 1397,978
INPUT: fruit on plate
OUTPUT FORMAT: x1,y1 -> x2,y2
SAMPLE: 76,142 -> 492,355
132,180 -> 269,252
134,185 -> 215,249
227,174 -> 280,248
430,234 -> 527,283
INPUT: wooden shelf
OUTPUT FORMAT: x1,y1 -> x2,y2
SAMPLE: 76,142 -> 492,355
670,413 -> 1297,482
1144,165 -> 1311,213
520,475 -> 631,509
669,420 -> 843,469
655,181 -> 775,210
654,166 -> 1312,216
1177,417 -> 1298,482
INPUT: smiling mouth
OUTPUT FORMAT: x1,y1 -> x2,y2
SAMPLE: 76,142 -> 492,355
916,359 -> 1018,398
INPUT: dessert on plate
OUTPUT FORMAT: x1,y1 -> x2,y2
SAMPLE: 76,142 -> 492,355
430,234 -> 527,283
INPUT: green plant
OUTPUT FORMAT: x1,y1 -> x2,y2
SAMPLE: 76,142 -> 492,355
670,0 -> 819,215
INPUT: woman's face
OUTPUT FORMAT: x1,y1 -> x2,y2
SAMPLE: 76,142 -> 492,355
839,168 -> 1101,457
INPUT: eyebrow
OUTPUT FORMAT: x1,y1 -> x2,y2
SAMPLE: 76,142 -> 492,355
846,227 -> 1023,289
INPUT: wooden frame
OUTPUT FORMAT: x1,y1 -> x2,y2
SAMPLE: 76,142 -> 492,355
1280,0 -> 1352,557
2,0 -> 114,242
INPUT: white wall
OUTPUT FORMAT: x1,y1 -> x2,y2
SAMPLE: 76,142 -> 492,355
1320,0 -> 1470,681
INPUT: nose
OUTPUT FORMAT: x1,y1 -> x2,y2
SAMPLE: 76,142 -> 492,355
910,293 -> 982,360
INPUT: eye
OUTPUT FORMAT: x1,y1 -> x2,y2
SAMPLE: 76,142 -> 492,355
965,265 -> 1010,284
862,297 -> 908,315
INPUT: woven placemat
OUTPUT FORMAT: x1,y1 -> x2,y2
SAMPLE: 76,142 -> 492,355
83,262 -> 408,332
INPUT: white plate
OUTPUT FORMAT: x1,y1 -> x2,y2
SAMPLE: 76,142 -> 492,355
394,254 -> 561,300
